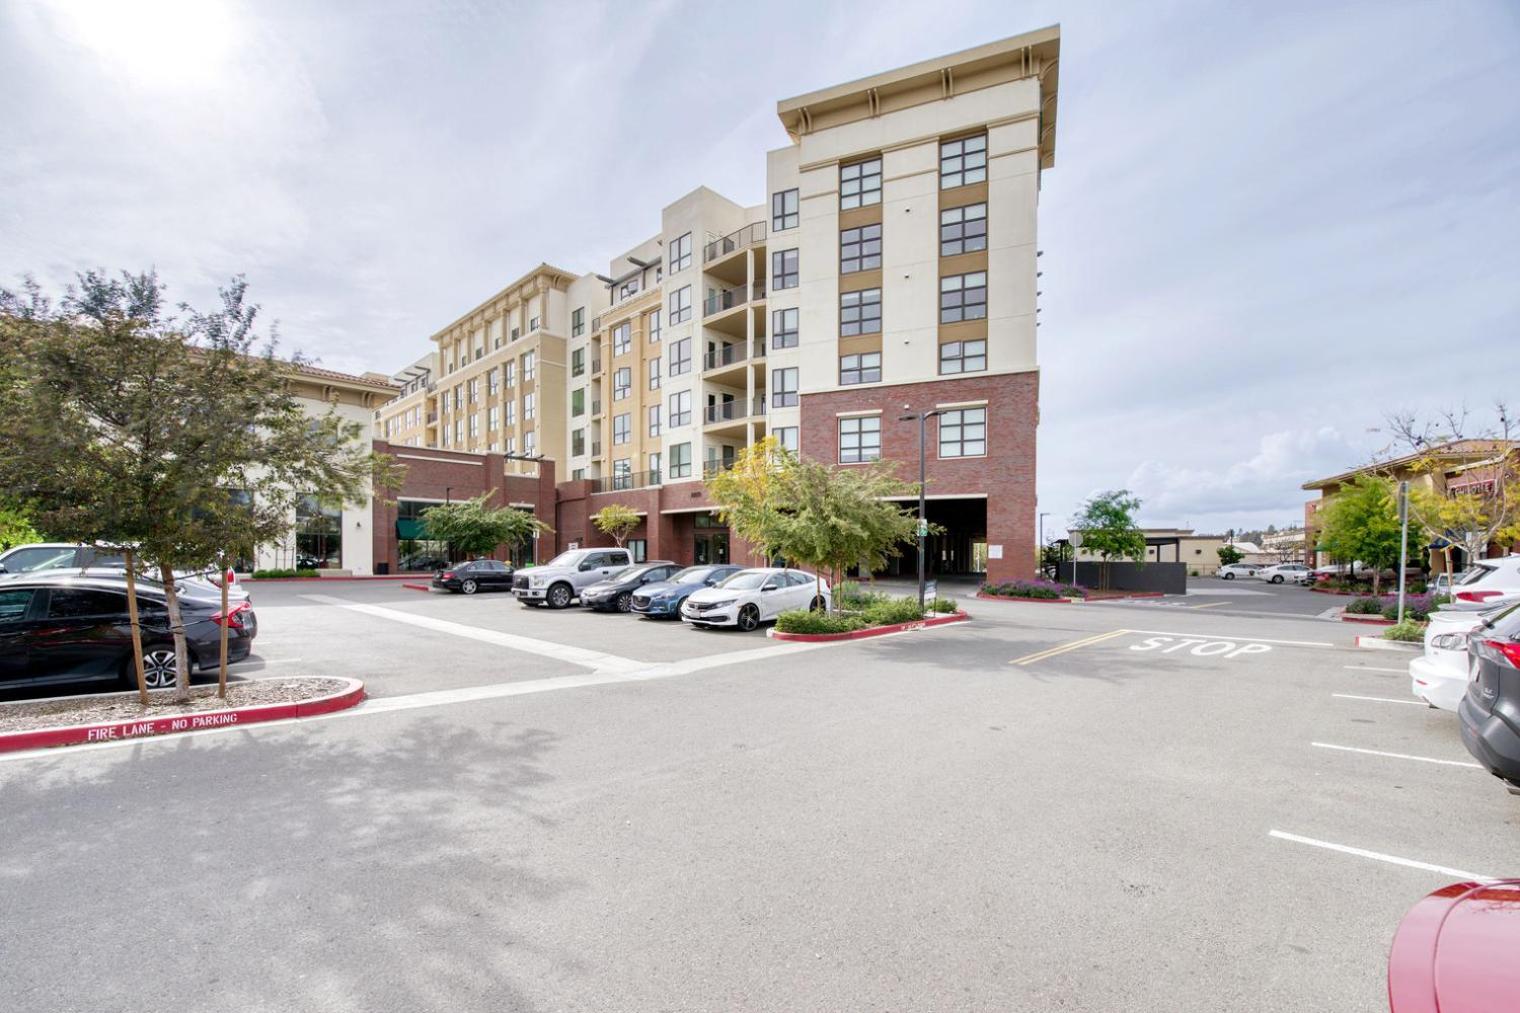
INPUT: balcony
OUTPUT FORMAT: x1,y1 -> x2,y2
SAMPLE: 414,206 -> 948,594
703,396 -> 766,434
590,441 -> 602,457
703,282 -> 765,318
589,469 -> 662,494
702,338 -> 767,384
590,355 -> 604,375
591,399 -> 603,417
704,222 -> 766,264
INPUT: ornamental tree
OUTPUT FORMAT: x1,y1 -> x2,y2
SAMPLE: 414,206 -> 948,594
1070,490 -> 1146,589
590,503 -> 641,548
1217,544 -> 1245,567
423,492 -> 549,559
1316,474 -> 1418,595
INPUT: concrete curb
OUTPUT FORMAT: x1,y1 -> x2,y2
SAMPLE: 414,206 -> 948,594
400,583 -> 433,592
0,677 -> 366,754
242,575 -> 420,583
768,611 -> 969,642
1354,636 -> 1420,653
1340,612 -> 1397,626
975,592 -> 1078,604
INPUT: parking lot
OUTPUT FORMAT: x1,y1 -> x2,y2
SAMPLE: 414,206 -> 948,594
1,577 -> 1514,1011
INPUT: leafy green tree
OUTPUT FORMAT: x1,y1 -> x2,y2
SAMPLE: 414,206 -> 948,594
1070,490 -> 1146,589
590,503 -> 641,548
1317,474 -> 1416,595
1217,544 -> 1245,567
0,503 -> 40,551
0,270 -> 396,701
706,436 -> 793,561
422,492 -> 548,559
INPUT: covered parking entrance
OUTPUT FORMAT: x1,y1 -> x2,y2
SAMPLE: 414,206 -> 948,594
879,496 -> 987,579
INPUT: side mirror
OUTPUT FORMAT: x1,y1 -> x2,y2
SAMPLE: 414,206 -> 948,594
0,564 -> 8,574
579,561 -> 596,571
761,583 -> 778,593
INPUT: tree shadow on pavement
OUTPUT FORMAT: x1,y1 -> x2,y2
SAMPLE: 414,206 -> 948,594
0,716 -> 577,1012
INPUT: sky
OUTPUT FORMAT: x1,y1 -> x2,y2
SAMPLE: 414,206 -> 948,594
2,0 -> 1517,536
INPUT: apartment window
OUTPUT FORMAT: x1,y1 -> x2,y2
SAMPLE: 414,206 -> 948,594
840,352 -> 881,385
505,362 -> 516,387
941,272 -> 988,323
454,418 -> 463,442
468,414 -> 480,438
613,413 -> 631,445
523,392 -> 536,420
648,357 -> 661,390
612,459 -> 632,489
648,451 -> 662,479
529,316 -> 540,332
941,133 -> 987,189
572,429 -> 585,456
572,307 -> 585,337
670,232 -> 692,273
939,407 -> 987,458
647,403 -> 662,437
441,427 -> 450,447
506,434 -> 516,455
452,385 -> 462,411
772,249 -> 798,290
620,277 -> 640,301
772,307 -> 799,349
839,416 -> 881,463
511,327 -> 520,341
647,308 -> 661,343
669,390 -> 691,428
614,366 -> 631,400
571,467 -> 586,480
505,399 -> 516,425
772,367 -> 799,407
571,348 -> 585,376
670,442 -> 692,479
669,337 -> 691,376
840,288 -> 882,336
775,426 -> 799,453
939,339 -> 987,375
613,322 -> 631,356
940,203 -> 987,256
488,406 -> 499,431
524,430 -> 536,456
571,387 -> 585,417
487,367 -> 499,395
771,188 -> 799,231
840,157 -> 882,209
669,285 -> 691,324
522,351 -> 536,380
840,223 -> 882,273
468,378 -> 480,404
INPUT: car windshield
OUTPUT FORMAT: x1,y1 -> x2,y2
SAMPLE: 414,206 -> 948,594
605,566 -> 637,580
1456,565 -> 1494,586
718,571 -> 769,591
543,551 -> 588,568
670,567 -> 711,583
1480,601 -> 1520,629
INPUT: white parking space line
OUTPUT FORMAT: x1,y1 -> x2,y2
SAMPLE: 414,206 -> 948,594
1311,741 -> 1483,768
1342,665 -> 1408,674
1331,693 -> 1425,706
1120,628 -> 1336,648
1268,831 -> 1494,882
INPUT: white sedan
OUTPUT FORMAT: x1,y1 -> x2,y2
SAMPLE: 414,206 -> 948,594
680,568 -> 830,631
1217,563 -> 1261,580
1257,563 -> 1312,585
1410,599 -> 1520,710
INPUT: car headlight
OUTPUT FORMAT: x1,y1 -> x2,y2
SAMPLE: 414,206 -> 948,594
705,599 -> 736,609
530,575 -> 546,587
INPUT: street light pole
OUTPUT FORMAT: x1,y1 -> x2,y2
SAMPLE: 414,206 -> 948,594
899,408 -> 942,610
1396,480 -> 1410,624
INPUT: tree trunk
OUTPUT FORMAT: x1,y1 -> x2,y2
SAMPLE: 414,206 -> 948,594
122,549 -> 149,706
1372,569 -> 1382,596
218,560 -> 230,699
158,562 -> 193,703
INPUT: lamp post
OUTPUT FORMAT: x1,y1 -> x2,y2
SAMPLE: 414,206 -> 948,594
1396,480 -> 1410,624
899,408 -> 943,610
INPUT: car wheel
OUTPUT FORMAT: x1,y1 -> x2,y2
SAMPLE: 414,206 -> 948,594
736,604 -> 760,632
616,592 -> 632,613
461,579 -> 478,595
547,583 -> 572,609
809,596 -> 825,612
1271,575 -> 1283,584
1222,572 -> 1234,580
138,647 -> 178,690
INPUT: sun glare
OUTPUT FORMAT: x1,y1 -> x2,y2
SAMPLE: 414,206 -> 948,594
44,0 -> 238,88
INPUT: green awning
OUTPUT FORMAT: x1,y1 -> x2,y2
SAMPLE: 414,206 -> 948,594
396,518 -> 427,540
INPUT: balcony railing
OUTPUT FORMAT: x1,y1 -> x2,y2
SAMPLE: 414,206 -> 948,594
702,460 -> 737,479
590,399 -> 603,416
703,282 -> 766,317
590,356 -> 603,375
703,396 -> 766,425
590,441 -> 602,457
590,469 -> 662,494
703,339 -> 766,371
704,221 -> 767,262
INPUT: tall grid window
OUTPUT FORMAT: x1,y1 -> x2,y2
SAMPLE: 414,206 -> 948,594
613,413 -> 631,445
939,339 -> 987,375
772,249 -> 798,290
468,413 -> 479,438
839,352 -> 881,385
505,434 -> 515,454
506,399 -> 516,425
669,337 -> 691,376
940,272 -> 988,323
771,189 -> 799,231
669,390 -> 691,427
669,285 -> 691,324
775,426 -> 799,454
571,348 -> 585,376
571,429 -> 585,456
524,430 -> 536,456
572,307 -> 585,337
571,387 -> 585,416
468,378 -> 479,404
648,451 -> 661,480
487,368 -> 499,395
840,224 -> 882,273
840,288 -> 882,336
529,316 -> 539,332
522,392 -> 536,420
613,459 -> 632,488
941,134 -> 987,188
488,406 -> 499,430
772,367 -> 799,407
647,404 -> 662,437
647,357 -> 661,390
612,322 -> 631,356
614,367 -> 631,400
670,232 -> 692,273
669,443 -> 692,479
939,407 -> 987,458
840,157 -> 882,209
839,416 -> 881,463
940,203 -> 987,256
505,362 -> 515,387
647,309 -> 661,343
772,307 -> 799,349
522,351 -> 536,381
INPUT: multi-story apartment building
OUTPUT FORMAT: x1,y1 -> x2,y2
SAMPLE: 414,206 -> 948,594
373,26 -> 1060,582
375,352 -> 438,448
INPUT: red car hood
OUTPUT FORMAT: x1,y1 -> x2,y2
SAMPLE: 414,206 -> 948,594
1389,880 -> 1520,1011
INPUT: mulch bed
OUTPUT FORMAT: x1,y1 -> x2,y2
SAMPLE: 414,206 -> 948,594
0,678 -> 350,735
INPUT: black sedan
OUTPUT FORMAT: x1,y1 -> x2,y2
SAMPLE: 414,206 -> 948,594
1458,602 -> 1520,792
0,572 -> 256,693
431,559 -> 515,594
579,561 -> 681,612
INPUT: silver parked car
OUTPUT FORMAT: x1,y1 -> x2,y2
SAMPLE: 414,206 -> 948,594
511,548 -> 634,609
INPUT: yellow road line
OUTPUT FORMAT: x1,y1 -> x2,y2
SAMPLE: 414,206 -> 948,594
1010,628 -> 1129,666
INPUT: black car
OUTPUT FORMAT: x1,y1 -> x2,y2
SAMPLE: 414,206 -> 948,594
0,573 -> 256,693
1458,602 -> 1520,792
431,559 -> 516,594
578,561 -> 682,612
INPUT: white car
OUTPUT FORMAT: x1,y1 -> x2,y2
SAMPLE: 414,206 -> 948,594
1257,563 -> 1312,585
1446,556 -> 1520,607
1431,571 -> 1471,595
1411,600 -> 1520,711
680,567 -> 830,631
1217,563 -> 1261,580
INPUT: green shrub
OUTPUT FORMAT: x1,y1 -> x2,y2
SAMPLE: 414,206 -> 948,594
862,597 -> 927,626
1346,596 -> 1384,615
776,610 -> 868,635
834,580 -> 886,610
251,568 -> 320,579
927,597 -> 959,614
1384,620 -> 1426,642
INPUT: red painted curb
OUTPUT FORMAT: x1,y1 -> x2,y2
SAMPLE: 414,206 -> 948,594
1340,612 -> 1397,625
1085,591 -> 1166,600
400,583 -> 432,592
771,611 -> 968,642
0,678 -> 366,754
976,592 -> 1077,604
243,575 -> 421,583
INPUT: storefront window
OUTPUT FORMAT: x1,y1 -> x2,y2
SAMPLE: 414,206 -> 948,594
295,495 -> 342,570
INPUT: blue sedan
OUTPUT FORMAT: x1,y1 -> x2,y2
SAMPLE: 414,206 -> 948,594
629,564 -> 743,618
